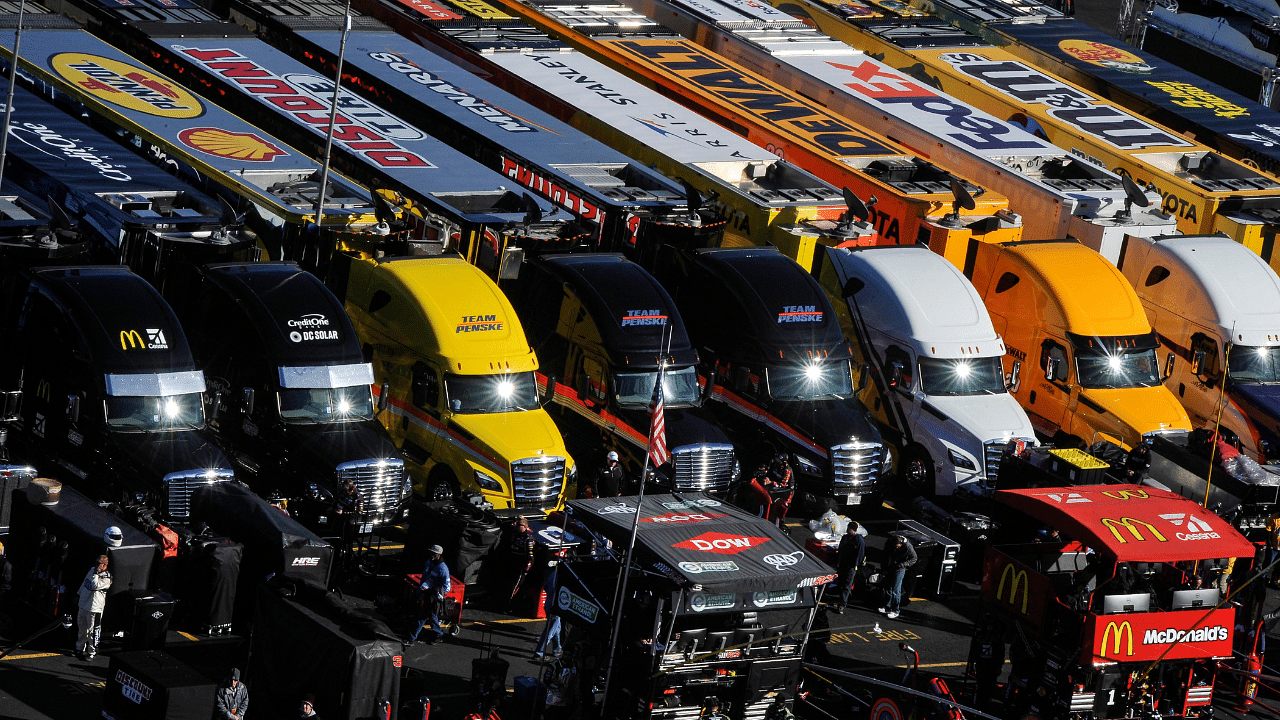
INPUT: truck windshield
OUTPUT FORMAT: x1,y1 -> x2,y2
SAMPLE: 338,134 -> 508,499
614,366 -> 701,408
445,371 -> 539,414
279,386 -> 375,423
918,357 -> 1006,396
1228,346 -> 1280,384
766,360 -> 853,400
105,393 -> 204,431
1076,349 -> 1162,389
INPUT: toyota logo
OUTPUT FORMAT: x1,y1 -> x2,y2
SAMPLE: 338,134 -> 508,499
763,551 -> 804,570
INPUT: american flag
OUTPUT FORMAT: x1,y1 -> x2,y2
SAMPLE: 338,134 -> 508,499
648,373 -> 670,467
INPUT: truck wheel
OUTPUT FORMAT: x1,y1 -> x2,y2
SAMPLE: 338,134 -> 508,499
903,448 -> 935,499
426,468 -> 458,502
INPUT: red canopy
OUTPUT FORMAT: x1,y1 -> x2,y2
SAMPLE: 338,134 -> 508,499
995,485 -> 1255,563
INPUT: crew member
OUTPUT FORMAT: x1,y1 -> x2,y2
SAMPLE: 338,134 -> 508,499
0,541 -> 12,605
595,451 -> 626,498
880,535 -> 916,620
334,481 -> 362,517
763,696 -> 793,720
410,545 -> 451,645
75,553 -> 112,660
214,668 -> 249,720
742,464 -> 772,517
298,694 -> 318,719
832,522 -> 865,614
700,698 -> 727,720
506,516 -> 536,609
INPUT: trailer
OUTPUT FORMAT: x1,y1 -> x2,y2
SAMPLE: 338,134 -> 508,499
443,0 -> 1179,262
558,494 -> 833,719
227,0 -> 1027,272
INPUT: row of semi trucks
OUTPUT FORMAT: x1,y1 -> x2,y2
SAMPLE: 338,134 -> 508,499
3,0 -> 1280,526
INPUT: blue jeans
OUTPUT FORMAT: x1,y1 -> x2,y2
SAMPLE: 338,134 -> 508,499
887,569 -> 906,612
410,593 -> 442,641
535,614 -> 562,658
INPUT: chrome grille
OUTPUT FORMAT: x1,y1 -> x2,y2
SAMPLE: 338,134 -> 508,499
336,458 -> 407,512
984,438 -> 1033,489
164,469 -> 234,518
831,442 -> 883,488
671,444 -> 735,493
512,456 -> 566,509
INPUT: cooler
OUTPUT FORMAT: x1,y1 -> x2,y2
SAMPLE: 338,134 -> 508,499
804,538 -> 838,568
126,590 -> 174,650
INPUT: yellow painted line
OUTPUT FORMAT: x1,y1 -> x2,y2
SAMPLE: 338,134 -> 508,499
178,631 -> 200,642
465,617 -> 544,625
376,544 -> 405,550
1,652 -> 61,661
883,500 -> 896,511
900,661 -> 967,669
908,598 -> 927,602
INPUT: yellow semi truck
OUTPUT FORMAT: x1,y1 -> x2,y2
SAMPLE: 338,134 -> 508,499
337,254 -> 575,511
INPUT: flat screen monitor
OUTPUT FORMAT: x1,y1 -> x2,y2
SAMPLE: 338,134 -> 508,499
706,631 -> 733,653
1171,588 -> 1219,610
1102,593 -> 1150,614
674,628 -> 706,654
732,627 -> 760,654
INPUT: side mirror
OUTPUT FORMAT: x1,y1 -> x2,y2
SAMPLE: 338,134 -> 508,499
450,398 -> 462,412
541,374 -> 557,405
378,382 -> 389,412
498,246 -> 524,280
242,387 -> 255,416
855,364 -> 869,392
65,393 -> 80,424
1191,349 -> 1206,377
1045,357 -> 1060,382
0,389 -> 20,422
209,391 -> 222,422
701,371 -> 716,402
1163,353 -> 1176,381
888,362 -> 904,389
1007,360 -> 1021,393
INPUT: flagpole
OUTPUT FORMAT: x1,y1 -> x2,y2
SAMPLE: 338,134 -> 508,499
0,0 -> 28,191
311,0 -> 352,253
601,359 -> 666,710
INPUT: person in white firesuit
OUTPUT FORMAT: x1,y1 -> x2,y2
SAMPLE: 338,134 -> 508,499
75,551 -> 113,660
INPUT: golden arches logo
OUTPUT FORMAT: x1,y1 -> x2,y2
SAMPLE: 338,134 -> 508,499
35,379 -> 50,401
1102,489 -> 1149,500
120,330 -> 144,350
995,564 -> 1029,615
1100,621 -> 1134,658
1101,517 -> 1167,544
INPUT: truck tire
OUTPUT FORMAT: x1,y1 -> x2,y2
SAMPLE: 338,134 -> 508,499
903,447 -> 935,499
426,467 -> 458,502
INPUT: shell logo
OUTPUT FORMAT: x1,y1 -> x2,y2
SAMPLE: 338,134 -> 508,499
1058,39 -> 1154,74
50,53 -> 203,118
178,127 -> 287,162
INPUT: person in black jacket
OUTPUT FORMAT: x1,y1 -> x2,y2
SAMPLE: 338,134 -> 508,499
212,668 -> 248,720
595,451 -> 626,498
880,535 -> 916,619
832,523 -> 865,614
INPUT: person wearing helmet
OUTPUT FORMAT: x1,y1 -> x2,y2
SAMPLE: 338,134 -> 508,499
595,450 -> 627,498
76,553 -> 112,660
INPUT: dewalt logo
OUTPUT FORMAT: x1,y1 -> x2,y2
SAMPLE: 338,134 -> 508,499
1101,517 -> 1167,544
120,328 -> 168,350
1100,621 -> 1135,659
1102,489 -> 1149,500
995,564 -> 1030,615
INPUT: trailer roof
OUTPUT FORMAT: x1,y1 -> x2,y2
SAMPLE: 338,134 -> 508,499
568,493 -> 834,593
995,484 -> 1255,562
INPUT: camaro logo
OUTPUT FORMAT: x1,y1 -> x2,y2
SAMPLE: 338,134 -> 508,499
1101,517 -> 1167,543
1101,620 -> 1134,658
51,53 -> 202,118
996,564 -> 1029,614
178,127 -> 286,162
763,551 -> 804,570
673,531 -> 770,555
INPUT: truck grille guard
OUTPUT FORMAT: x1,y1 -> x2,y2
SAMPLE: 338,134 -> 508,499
163,468 -> 234,518
670,443 -> 736,493
831,441 -> 883,489
336,458 -> 408,522
512,455 -> 566,509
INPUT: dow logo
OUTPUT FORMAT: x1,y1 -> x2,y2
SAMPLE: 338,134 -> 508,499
673,531 -> 770,555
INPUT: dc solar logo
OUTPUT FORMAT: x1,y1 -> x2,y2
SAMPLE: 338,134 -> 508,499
763,551 -> 804,570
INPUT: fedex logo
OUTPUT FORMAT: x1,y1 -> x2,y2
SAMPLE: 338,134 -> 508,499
673,531 -> 770,554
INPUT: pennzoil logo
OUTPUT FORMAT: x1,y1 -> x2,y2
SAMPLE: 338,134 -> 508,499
456,314 -> 503,333
1101,516 -> 1167,544
178,127 -> 286,162
120,328 -> 168,350
50,54 -> 202,118
1100,620 -> 1134,658
995,564 -> 1029,614
1058,40 -> 1154,75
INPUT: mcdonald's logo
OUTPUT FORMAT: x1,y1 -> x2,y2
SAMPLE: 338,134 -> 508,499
120,329 -> 144,350
1102,489 -> 1149,500
1101,516 -> 1167,543
35,379 -> 50,401
1100,621 -> 1134,658
996,564 -> 1029,614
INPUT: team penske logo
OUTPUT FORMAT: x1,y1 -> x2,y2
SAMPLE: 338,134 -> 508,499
456,314 -> 503,333
51,54 -> 202,118
120,328 -> 168,350
778,306 -> 823,323
1101,516 -> 1167,543
673,531 -> 770,555
1058,40 -> 1154,74
178,127 -> 286,162
621,310 -> 668,327
172,46 -> 434,169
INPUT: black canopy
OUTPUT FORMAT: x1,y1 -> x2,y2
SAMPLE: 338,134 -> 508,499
567,494 -> 832,594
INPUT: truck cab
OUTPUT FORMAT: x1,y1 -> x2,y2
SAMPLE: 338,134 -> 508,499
508,253 -> 738,493
1116,235 -> 1280,463
183,263 -> 406,528
965,240 -> 1192,449
336,254 -> 575,512
0,266 -> 233,518
662,247 -> 887,508
816,245 -> 1037,498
